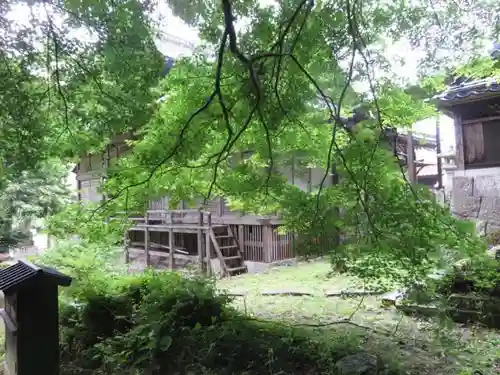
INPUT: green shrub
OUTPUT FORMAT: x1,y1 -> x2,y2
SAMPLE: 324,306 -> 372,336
60,271 -> 231,375
58,271 -> 364,375
435,256 -> 500,297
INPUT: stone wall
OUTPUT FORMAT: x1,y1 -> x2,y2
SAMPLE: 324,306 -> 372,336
451,175 -> 500,235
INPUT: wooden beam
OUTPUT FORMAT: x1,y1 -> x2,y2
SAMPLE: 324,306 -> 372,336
461,114 -> 500,125
127,248 -> 197,261
129,241 -> 188,254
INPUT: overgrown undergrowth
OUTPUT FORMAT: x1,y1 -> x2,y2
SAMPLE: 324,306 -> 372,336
43,242 -> 497,375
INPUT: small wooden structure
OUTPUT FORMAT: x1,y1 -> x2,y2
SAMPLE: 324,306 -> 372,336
433,67 -> 500,230
435,78 -> 500,170
126,209 -> 248,276
0,260 -> 72,375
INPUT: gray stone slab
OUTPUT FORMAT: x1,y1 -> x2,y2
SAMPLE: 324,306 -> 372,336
217,288 -> 248,296
396,303 -> 440,317
225,291 -> 248,297
261,290 -> 313,296
380,289 -> 406,307
477,197 -> 491,220
452,196 -> 481,218
325,289 -> 384,298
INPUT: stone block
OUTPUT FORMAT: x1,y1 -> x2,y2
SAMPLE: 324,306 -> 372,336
473,175 -> 500,197
486,222 -> 500,235
452,176 -> 474,197
452,196 -> 482,219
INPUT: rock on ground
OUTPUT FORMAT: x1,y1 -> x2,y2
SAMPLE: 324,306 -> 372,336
335,352 -> 381,375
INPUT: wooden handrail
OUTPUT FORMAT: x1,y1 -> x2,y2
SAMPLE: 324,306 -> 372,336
146,209 -> 212,215
115,208 -> 211,214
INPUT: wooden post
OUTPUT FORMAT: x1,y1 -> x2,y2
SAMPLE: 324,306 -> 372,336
168,212 -> 174,270
205,213 -> 212,275
453,113 -> 465,170
144,212 -> 151,267
406,131 -> 416,184
262,225 -> 273,263
197,211 -> 204,267
217,197 -> 224,217
307,168 -> 312,192
237,225 -> 244,255
124,231 -> 130,264
435,114 -> 443,189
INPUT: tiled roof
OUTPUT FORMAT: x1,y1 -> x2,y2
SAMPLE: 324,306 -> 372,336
433,78 -> 500,105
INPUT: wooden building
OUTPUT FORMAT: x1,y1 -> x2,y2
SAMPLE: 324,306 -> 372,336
73,127 -> 438,275
434,71 -> 500,233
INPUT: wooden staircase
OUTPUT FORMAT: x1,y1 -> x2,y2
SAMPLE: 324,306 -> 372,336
209,226 -> 247,276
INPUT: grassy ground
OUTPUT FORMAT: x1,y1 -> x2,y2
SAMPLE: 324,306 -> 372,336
218,261 -> 500,375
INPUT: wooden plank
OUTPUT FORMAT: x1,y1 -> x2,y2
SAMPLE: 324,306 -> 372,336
454,113 -> 465,169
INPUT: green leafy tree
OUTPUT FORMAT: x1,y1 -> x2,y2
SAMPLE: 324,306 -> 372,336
0,160 -> 72,252
0,0 -> 499,282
